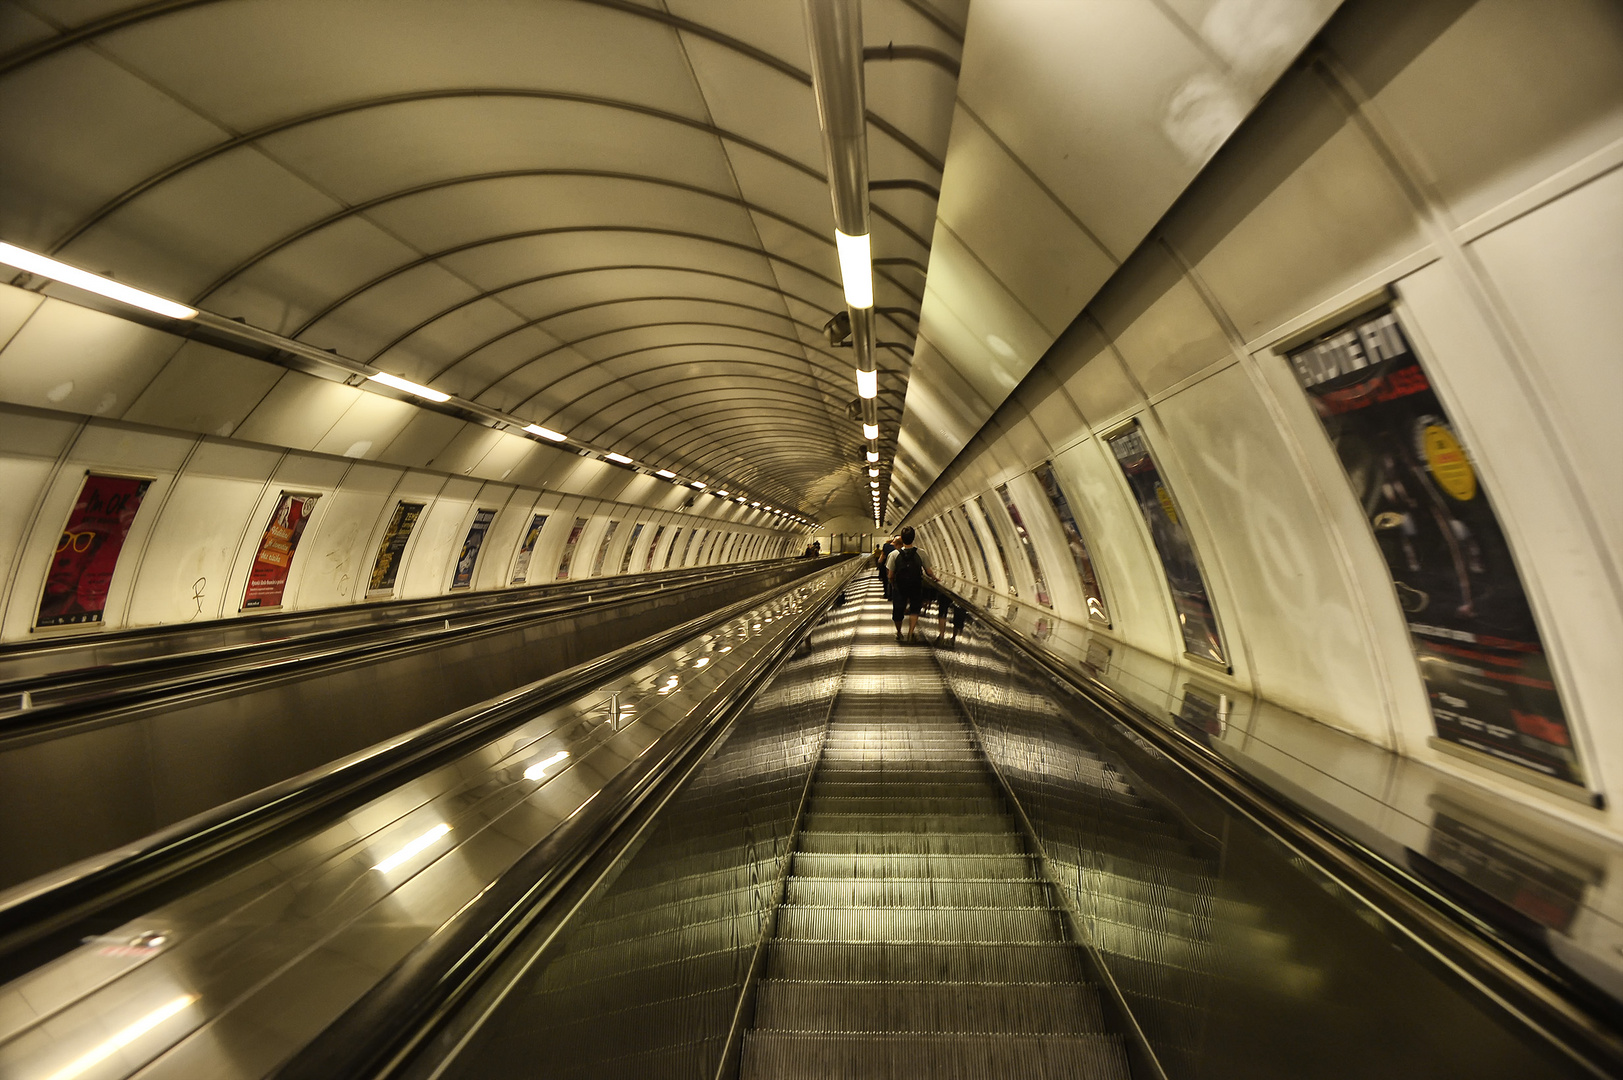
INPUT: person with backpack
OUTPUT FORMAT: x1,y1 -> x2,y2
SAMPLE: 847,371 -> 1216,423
876,535 -> 898,599
884,526 -> 938,643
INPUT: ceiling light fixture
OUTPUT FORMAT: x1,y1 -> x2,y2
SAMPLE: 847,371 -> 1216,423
605,452 -> 632,465
866,450 -> 878,463
368,372 -> 450,403
855,368 -> 877,399
862,423 -> 879,440
690,481 -> 705,489
868,467 -> 878,477
716,490 -> 729,497
834,230 -> 873,309
656,469 -> 676,479
0,242 -> 197,320
523,423 -> 566,442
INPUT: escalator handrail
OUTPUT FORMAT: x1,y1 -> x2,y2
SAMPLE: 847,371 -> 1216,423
271,558 -> 866,1080
0,560 -> 840,740
0,557 -> 809,689
940,581 -> 1623,1079
0,561 -> 853,962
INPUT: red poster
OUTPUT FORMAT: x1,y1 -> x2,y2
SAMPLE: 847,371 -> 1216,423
37,474 -> 151,628
242,492 -> 319,610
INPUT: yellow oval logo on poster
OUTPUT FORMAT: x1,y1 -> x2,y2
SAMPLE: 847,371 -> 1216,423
1155,483 -> 1179,524
1423,424 -> 1476,501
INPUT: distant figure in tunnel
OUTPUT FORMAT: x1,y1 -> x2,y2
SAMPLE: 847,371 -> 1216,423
877,534 -> 898,599
885,526 -> 938,643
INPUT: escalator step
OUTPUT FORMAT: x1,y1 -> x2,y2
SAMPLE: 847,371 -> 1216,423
790,852 -> 1034,880
764,941 -> 1089,983
739,1031 -> 1131,1079
751,979 -> 1108,1033
784,876 -> 1050,907
774,905 -> 1066,943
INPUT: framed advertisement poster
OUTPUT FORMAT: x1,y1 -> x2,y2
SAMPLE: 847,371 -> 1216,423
555,517 -> 588,580
1106,420 -> 1226,666
451,508 -> 498,590
995,484 -> 1052,608
972,497 -> 1019,598
641,525 -> 666,572
589,520 -> 620,577
1285,303 -> 1582,789
242,492 -> 320,610
618,523 -> 645,574
36,473 -> 151,628
510,513 -> 548,584
369,501 -> 424,594
1033,462 -> 1110,625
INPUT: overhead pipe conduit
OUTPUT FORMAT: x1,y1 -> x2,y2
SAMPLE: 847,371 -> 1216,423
803,0 -> 884,521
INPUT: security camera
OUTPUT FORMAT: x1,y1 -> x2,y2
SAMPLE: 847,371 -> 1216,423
823,310 -> 852,347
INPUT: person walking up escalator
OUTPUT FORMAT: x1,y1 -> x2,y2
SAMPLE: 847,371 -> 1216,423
885,526 -> 938,643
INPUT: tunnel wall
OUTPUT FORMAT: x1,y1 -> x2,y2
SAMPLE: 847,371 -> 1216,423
904,0 -> 1623,830
0,347 -> 798,641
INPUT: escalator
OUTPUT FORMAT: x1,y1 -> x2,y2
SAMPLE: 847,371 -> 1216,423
429,582 -> 1137,1078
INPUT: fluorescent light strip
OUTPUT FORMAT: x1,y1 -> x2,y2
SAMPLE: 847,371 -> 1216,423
855,368 -> 877,399
0,242 -> 197,321
524,750 -> 570,781
605,452 -> 632,465
43,994 -> 198,1080
690,481 -> 706,489
372,822 -> 451,873
866,450 -> 878,463
834,230 -> 873,309
523,423 -> 566,442
716,490 -> 729,497
656,469 -> 676,479
368,372 -> 450,403
869,468 -> 879,477
862,423 -> 879,440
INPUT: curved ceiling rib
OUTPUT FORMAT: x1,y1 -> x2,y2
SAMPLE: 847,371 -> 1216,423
447,316 -> 854,393
49,92 -> 938,261
365,265 -> 917,364
0,0 -> 947,173
0,0 -> 962,524
198,167 -> 932,304
294,225 -> 919,343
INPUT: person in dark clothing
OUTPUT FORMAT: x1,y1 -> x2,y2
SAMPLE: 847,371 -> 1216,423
877,535 -> 898,599
884,526 -> 938,642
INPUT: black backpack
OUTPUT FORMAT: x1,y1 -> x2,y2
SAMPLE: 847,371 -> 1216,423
892,547 -> 923,592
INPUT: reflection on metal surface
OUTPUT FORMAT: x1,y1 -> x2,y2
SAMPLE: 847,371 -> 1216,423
372,823 -> 452,873
42,993 -> 195,1080
1416,798 -> 1602,936
524,752 -> 571,782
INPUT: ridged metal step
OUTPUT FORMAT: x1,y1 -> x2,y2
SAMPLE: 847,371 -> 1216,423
740,1031 -> 1131,1079
763,941 -> 1090,983
784,876 -> 1051,907
751,980 -> 1109,1033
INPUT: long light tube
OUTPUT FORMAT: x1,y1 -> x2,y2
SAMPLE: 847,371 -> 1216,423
656,469 -> 676,479
43,994 -> 198,1080
368,372 -> 450,403
524,423 -> 566,442
372,822 -> 451,873
0,242 -> 197,320
605,452 -> 632,465
834,230 -> 873,309
862,422 -> 879,440
855,368 -> 877,399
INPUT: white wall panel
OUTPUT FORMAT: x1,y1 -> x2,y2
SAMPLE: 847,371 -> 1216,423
292,460 -> 402,609
232,371 -> 363,451
124,440 -> 281,625
122,341 -> 284,438
310,391 -> 419,461
0,299 -> 183,420
398,477 -> 482,598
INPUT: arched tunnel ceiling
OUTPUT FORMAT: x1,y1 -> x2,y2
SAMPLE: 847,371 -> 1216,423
0,0 -> 967,524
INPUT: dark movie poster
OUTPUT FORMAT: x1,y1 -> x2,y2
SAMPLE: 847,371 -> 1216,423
1106,421 -> 1226,666
1287,305 -> 1580,786
510,513 -> 548,584
1034,462 -> 1110,625
369,501 -> 424,593
451,508 -> 497,590
242,492 -> 319,610
37,473 -> 151,628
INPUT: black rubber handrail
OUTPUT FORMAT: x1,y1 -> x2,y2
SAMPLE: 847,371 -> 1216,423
0,557 -> 794,686
0,561 -> 855,964
271,559 -> 865,1080
0,559 -> 840,740
940,582 -> 1623,1079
